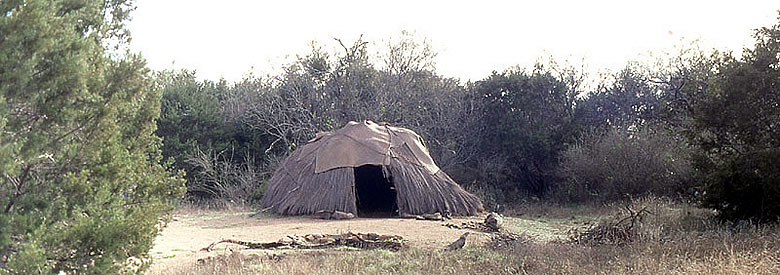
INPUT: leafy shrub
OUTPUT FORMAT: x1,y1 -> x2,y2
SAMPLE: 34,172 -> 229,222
557,125 -> 695,202
700,148 -> 780,222
471,68 -> 578,197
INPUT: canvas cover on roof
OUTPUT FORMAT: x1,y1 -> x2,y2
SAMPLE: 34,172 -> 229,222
304,121 -> 439,174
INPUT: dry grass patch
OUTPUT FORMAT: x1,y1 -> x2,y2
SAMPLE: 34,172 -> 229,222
167,228 -> 779,275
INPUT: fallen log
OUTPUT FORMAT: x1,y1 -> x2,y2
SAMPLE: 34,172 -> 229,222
203,232 -> 405,252
313,210 -> 355,220
203,239 -> 287,251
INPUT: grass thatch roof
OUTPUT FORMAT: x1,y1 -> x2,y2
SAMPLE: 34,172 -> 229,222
260,121 -> 483,216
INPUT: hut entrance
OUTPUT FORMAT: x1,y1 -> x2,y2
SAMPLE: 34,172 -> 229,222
354,165 -> 397,217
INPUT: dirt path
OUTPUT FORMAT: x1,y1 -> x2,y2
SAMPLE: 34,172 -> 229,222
147,211 -> 570,274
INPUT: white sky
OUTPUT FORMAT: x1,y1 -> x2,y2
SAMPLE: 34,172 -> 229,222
127,0 -> 779,82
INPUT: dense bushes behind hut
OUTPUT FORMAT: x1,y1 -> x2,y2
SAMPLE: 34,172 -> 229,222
556,125 -> 696,202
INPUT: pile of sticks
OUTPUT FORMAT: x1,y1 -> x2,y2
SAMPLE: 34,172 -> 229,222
203,232 -> 406,252
568,206 -> 653,246
486,231 -> 531,249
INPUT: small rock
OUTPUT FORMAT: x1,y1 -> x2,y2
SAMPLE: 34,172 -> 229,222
314,210 -> 332,219
485,212 -> 503,231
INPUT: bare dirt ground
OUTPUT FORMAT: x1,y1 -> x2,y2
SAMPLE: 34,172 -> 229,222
147,209 -> 573,274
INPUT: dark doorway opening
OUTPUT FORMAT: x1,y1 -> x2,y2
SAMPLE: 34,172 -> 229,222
354,165 -> 397,217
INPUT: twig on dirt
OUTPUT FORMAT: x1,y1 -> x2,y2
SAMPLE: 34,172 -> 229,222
442,213 -> 502,233
442,221 -> 495,232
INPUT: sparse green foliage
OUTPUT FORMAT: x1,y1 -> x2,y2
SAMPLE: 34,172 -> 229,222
573,67 -> 661,130
0,0 -> 185,273
557,125 -> 695,202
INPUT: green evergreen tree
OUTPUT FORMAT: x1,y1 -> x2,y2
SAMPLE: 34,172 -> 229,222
0,0 -> 185,273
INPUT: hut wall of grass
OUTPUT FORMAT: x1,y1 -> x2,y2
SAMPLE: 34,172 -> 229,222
259,121 -> 483,216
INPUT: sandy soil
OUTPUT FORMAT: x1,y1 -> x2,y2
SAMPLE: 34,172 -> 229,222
147,211 -> 569,274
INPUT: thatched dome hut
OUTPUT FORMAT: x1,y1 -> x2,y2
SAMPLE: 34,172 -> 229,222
260,120 -> 483,217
